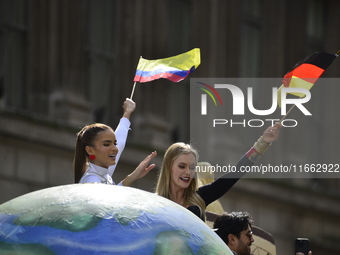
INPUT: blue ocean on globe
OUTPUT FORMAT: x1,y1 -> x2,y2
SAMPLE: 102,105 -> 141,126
0,184 -> 232,255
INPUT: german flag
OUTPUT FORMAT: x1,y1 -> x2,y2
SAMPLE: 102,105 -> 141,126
278,51 -> 339,106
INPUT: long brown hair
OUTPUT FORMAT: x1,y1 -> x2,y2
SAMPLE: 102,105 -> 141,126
73,123 -> 112,183
156,142 -> 206,217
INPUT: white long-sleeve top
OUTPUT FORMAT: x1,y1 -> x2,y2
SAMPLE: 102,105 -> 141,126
79,117 -> 131,185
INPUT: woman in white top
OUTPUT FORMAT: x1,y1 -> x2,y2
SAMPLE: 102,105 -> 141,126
74,98 -> 156,185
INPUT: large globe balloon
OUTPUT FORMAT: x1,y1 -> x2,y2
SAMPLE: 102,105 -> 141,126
0,184 -> 232,255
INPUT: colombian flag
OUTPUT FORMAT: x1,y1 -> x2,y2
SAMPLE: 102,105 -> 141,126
278,51 -> 338,106
133,48 -> 200,83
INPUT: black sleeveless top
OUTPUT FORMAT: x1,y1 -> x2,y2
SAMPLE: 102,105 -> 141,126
186,154 -> 254,221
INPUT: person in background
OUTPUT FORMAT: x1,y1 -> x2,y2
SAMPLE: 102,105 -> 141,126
214,211 -> 254,255
214,211 -> 312,255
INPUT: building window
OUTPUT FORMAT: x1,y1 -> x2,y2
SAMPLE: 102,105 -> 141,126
0,0 -> 27,110
239,0 -> 263,78
306,0 -> 326,53
86,0 -> 117,124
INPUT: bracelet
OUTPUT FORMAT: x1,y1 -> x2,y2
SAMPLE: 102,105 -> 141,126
246,136 -> 271,163
253,136 -> 271,155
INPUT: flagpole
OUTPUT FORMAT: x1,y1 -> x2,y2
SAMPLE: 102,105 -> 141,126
130,56 -> 144,100
279,104 -> 296,123
130,81 -> 137,99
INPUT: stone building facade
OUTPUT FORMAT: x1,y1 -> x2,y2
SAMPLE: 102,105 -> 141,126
1,1 -> 340,254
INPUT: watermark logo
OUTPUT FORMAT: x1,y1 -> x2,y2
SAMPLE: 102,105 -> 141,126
199,84 -> 311,116
193,79 -> 312,128
196,82 -> 223,115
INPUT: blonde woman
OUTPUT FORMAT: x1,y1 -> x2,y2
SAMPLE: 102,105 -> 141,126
156,123 -> 281,221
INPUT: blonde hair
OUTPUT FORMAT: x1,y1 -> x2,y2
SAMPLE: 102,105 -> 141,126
156,142 -> 206,218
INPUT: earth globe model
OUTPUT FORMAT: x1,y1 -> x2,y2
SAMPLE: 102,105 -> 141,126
0,184 -> 232,255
